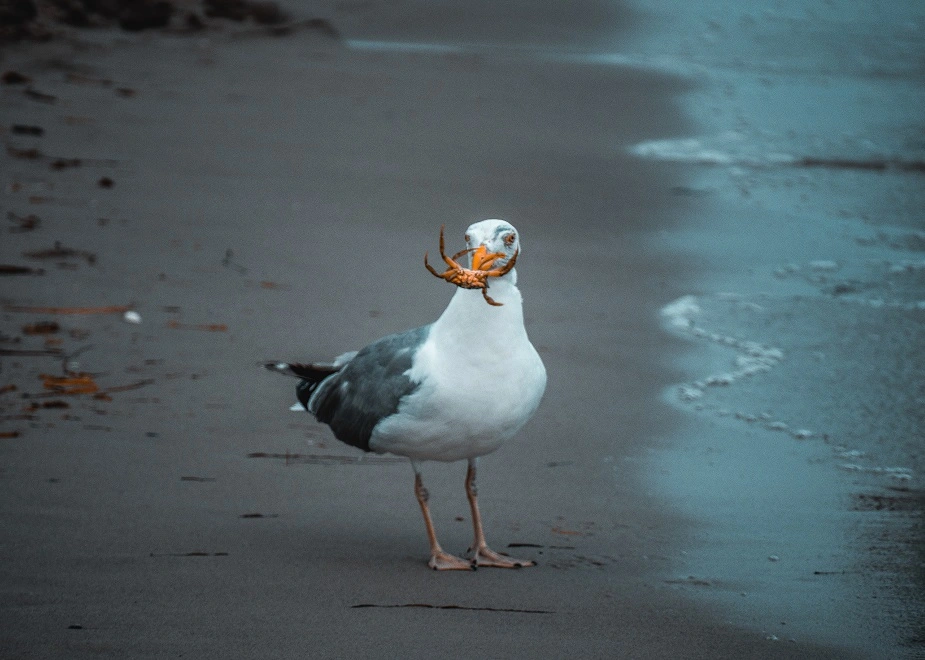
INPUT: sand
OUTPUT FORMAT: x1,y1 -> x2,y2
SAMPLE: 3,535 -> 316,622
1,2 -> 921,658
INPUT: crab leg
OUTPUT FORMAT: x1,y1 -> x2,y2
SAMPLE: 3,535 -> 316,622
451,246 -> 476,261
481,248 -> 519,277
425,250 -> 465,281
437,225 -> 460,269
482,288 -> 503,307
423,252 -> 443,278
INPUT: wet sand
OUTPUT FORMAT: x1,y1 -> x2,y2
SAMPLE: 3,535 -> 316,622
1,2 -> 919,658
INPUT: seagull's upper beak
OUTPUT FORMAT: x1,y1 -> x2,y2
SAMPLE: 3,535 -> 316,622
470,245 -> 505,272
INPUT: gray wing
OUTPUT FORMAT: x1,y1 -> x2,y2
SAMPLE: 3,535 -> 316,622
310,325 -> 430,452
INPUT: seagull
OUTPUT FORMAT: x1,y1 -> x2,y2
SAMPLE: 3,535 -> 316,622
266,220 -> 546,570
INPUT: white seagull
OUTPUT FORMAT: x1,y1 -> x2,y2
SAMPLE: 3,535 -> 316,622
266,220 -> 547,570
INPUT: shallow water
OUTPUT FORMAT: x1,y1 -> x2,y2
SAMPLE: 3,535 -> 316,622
632,0 -> 925,654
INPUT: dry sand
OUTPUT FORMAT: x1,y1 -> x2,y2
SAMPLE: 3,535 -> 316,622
1,2 -> 920,658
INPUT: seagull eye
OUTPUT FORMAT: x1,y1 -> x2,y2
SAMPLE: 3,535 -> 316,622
464,234 -> 471,243
503,233 -> 516,246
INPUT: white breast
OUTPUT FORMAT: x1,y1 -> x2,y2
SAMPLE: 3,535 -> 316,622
370,278 -> 546,462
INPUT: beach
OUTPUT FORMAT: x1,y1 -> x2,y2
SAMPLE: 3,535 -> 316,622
1,1 -> 922,658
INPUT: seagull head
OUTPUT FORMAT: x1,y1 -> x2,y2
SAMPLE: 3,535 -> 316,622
464,219 -> 520,275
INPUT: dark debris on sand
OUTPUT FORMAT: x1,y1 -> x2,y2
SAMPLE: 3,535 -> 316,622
0,0 -> 333,42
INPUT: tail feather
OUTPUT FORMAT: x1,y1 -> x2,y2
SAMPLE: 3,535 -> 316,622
265,361 -> 342,412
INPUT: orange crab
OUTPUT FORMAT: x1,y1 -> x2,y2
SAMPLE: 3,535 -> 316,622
424,225 -> 519,306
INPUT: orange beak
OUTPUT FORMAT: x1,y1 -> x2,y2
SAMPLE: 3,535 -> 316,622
470,245 -> 505,272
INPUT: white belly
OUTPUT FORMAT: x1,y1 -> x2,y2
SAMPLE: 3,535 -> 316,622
369,322 -> 547,462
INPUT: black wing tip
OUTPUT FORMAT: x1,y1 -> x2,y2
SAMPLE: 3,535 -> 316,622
264,361 -> 342,381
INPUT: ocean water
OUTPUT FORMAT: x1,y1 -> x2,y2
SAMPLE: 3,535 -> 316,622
629,0 -> 924,654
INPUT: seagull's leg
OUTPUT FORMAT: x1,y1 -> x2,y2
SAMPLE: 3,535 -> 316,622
412,463 -> 473,571
465,458 -> 536,568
